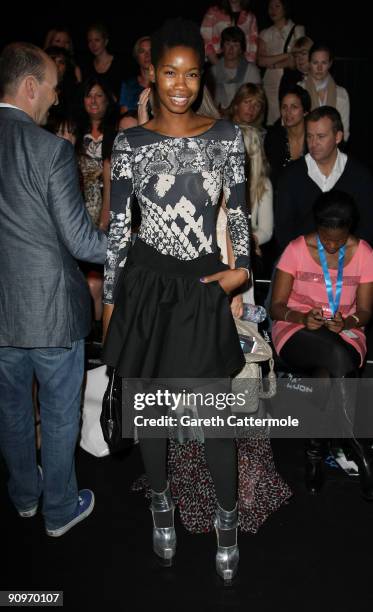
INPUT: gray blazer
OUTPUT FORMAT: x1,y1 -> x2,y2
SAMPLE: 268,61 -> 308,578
0,107 -> 108,347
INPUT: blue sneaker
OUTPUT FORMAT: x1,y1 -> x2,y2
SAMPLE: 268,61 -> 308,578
17,465 -> 43,518
45,489 -> 95,537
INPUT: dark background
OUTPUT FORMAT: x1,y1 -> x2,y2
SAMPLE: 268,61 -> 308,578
0,1 -> 370,166
0,1 -> 370,59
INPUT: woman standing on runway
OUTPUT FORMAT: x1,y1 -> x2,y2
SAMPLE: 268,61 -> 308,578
103,18 -> 251,583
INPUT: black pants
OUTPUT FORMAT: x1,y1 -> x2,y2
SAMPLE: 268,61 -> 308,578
280,327 -> 360,437
280,326 -> 360,378
138,390 -> 237,510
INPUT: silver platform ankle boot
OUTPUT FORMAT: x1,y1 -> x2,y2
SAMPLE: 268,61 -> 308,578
214,503 -> 239,583
150,483 -> 176,565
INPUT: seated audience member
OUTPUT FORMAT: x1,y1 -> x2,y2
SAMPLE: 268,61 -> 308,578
76,77 -> 118,339
258,0 -> 305,125
194,84 -> 222,119
82,23 -> 123,101
43,26 -> 82,82
45,46 -> 79,120
264,84 -> 311,188
209,26 -> 261,110
299,43 -> 350,141
275,107 -> 373,253
270,191 -> 373,499
241,126 -> 273,257
119,36 -> 151,114
77,77 -> 118,227
279,35 -> 313,99
101,88 -> 153,235
47,114 -> 78,147
292,36 -> 313,77
225,83 -> 267,139
201,0 -> 258,65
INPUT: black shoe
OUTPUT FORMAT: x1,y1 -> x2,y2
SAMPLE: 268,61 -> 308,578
305,439 -> 325,495
346,438 -> 373,501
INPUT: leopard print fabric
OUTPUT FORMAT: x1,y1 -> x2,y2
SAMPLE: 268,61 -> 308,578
132,438 -> 292,533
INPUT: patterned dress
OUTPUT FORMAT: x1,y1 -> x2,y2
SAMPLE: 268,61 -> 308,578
78,133 -> 103,227
113,120 -> 292,532
104,120 -> 250,304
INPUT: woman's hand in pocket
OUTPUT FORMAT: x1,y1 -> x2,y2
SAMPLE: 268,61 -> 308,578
200,268 -> 248,295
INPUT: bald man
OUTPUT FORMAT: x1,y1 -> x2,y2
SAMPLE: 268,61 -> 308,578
0,43 -> 107,536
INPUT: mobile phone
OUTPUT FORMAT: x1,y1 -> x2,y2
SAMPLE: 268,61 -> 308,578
322,307 -> 333,321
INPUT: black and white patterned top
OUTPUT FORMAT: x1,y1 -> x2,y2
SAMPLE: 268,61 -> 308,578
104,119 -> 250,303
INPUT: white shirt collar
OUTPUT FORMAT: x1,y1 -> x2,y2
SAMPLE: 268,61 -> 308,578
0,102 -> 23,111
306,149 -> 348,192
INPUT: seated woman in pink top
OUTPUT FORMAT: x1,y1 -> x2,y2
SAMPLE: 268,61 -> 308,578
270,191 -> 373,500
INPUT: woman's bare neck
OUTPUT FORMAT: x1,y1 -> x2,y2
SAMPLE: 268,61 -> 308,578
144,112 -> 216,137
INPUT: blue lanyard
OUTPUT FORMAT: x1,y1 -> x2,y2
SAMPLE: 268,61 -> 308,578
317,236 -> 345,316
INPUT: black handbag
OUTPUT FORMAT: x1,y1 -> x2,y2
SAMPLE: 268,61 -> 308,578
100,367 -> 134,453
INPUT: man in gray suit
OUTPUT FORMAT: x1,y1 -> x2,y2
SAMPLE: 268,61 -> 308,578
0,43 -> 107,536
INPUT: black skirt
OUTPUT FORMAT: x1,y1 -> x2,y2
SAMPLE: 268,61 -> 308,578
103,239 -> 244,378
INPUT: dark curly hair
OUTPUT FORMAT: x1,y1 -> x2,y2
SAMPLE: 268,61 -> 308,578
279,84 -> 311,113
151,18 -> 205,68
313,190 -> 358,231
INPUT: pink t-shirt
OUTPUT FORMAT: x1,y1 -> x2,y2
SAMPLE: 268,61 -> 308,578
272,236 -> 373,365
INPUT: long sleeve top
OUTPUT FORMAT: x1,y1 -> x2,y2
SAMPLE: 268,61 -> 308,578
251,178 -> 273,245
104,120 -> 251,304
264,122 -> 308,189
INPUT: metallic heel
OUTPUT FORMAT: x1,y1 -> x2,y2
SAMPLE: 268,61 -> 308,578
150,483 -> 176,565
214,503 -> 239,583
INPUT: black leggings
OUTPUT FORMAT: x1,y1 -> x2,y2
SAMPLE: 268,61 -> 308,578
139,436 -> 237,511
280,327 -> 361,436
280,326 -> 360,378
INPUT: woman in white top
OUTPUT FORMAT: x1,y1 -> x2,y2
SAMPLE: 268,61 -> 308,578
241,126 -> 273,252
218,125 -> 273,253
299,43 -> 350,141
218,125 -> 273,312
258,0 -> 305,125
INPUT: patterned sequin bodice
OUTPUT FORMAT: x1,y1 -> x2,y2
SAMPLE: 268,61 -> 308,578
104,119 -> 250,303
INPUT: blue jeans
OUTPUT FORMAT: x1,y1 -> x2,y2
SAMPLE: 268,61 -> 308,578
0,341 -> 84,530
